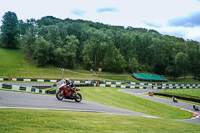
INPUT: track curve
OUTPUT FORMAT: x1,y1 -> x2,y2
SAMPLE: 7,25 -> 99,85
0,90 -> 157,118
119,89 -> 200,124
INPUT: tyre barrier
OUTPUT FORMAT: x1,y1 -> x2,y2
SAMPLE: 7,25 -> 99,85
0,78 -> 59,83
98,84 -> 147,89
153,92 -> 200,103
0,83 -> 46,94
0,78 -> 97,84
1,78 -> 200,89
1,82 -> 199,95
0,83 -> 97,94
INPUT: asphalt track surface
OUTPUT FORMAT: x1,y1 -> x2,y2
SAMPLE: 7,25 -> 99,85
0,90 -> 157,118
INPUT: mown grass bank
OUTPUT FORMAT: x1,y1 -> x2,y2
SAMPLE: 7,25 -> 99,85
0,108 -> 199,133
153,89 -> 200,105
81,87 -> 192,119
0,48 -> 100,80
154,89 -> 200,99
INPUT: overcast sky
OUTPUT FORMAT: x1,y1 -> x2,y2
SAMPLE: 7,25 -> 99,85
1,0 -> 200,42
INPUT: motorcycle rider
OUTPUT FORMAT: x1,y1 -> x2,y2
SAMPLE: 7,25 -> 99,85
65,78 -> 75,93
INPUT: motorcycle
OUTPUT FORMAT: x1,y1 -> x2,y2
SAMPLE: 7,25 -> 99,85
56,84 -> 82,102
172,96 -> 178,103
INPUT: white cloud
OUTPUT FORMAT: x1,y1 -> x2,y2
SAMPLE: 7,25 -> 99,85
71,9 -> 86,16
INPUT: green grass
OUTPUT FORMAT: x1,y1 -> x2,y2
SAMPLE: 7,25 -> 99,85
0,48 -> 57,78
154,89 -> 200,105
42,87 -> 56,91
0,108 -> 199,133
152,94 -> 200,106
155,89 -> 200,99
168,78 -> 200,82
81,87 -> 192,119
98,75 -> 138,82
0,48 -> 100,79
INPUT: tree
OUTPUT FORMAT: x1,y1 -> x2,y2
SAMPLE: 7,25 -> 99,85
20,25 -> 37,55
46,25 -> 63,48
103,45 -> 126,72
82,28 -> 110,69
18,18 -> 36,36
34,38 -> 50,66
127,58 -> 138,73
186,41 -> 200,79
166,64 -> 178,79
37,16 -> 62,26
63,35 -> 79,68
174,52 -> 190,77
18,20 -> 27,36
114,32 -> 136,61
82,42 -> 94,69
0,11 -> 19,49
54,47 -> 67,67
54,35 -> 79,68
153,60 -> 166,75
135,34 -> 152,64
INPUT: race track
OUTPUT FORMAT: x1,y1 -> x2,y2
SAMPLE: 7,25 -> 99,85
0,90 -> 156,118
119,89 -> 200,124
0,87 -> 200,124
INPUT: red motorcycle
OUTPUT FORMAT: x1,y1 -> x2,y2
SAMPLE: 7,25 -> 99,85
56,84 -> 82,102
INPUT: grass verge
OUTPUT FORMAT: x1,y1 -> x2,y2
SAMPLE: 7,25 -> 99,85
81,87 -> 192,119
0,108 -> 199,133
154,89 -> 200,100
151,94 -> 200,106
153,89 -> 200,105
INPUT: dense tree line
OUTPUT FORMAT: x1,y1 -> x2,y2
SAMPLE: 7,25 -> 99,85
1,11 -> 200,79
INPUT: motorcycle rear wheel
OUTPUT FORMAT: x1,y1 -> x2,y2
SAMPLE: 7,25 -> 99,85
75,93 -> 82,102
56,91 -> 64,100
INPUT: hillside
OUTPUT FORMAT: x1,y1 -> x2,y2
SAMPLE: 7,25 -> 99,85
1,14 -> 200,80
0,48 -> 84,79
0,48 -> 139,81
0,48 -> 47,78
0,48 -> 32,74
19,16 -> 200,79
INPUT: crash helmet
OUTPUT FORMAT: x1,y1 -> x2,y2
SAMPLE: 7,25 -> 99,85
65,78 -> 71,83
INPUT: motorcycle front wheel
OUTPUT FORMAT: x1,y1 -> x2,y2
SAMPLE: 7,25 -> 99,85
75,93 -> 82,102
56,91 -> 64,100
